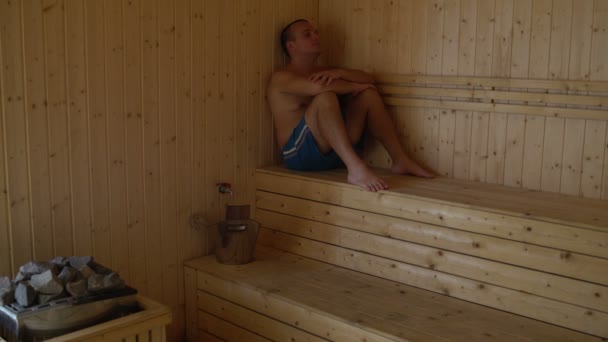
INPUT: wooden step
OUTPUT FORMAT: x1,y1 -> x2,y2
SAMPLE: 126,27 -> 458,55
185,247 -> 601,342
254,166 -> 608,337
256,166 -> 608,259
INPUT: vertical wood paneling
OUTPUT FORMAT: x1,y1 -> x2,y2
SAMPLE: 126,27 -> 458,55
394,107 -> 413,157
158,0 -> 179,331
581,120 -> 606,198
259,0 -> 274,167
86,0 -> 111,267
273,0 -> 287,69
510,0 -> 532,78
397,0 -> 413,74
366,0 -> 380,72
458,0 -> 477,75
1,0 -> 311,339
191,0 -> 206,232
219,0 -> 235,219
486,113 -> 507,184
548,0 -> 572,79
528,0 -> 552,79
65,0 -> 92,257
521,116 -> 545,190
438,109 -> 456,177
317,0 -> 332,66
411,0 -> 429,74
2,0 -> 33,274
590,0 -> 608,81
0,27 -> 11,276
188,2 -> 208,304
423,0 -> 443,171
427,0 -> 444,75
540,117 -> 565,192
329,0 -> 346,67
105,0 -> 129,280
474,0 -> 495,76
234,0 -> 249,206
351,0 -> 371,70
246,0 -> 262,210
44,0 -> 73,258
503,114 -> 525,187
174,0 -> 193,336
438,0 -> 459,178
23,0 -> 53,261
469,112 -> 489,181
492,0 -> 513,77
568,0 -> 593,80
204,0 -> 221,225
308,0 -> 319,27
422,109 -> 440,171
453,111 -> 472,179
141,0 -> 162,301
560,119 -> 586,195
381,0 -> 399,72
442,0 -> 460,75
123,0 -> 146,294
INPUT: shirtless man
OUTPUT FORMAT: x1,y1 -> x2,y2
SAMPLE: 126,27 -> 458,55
267,19 -> 433,192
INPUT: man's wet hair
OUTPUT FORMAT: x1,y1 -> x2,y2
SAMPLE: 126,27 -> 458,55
280,19 -> 309,57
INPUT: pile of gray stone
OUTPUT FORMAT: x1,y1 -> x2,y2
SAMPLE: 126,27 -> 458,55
0,256 -> 126,308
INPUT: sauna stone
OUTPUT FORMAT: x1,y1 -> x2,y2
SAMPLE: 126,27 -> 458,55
30,270 -> 64,295
69,256 -> 93,270
15,282 -> 36,307
57,266 -> 77,284
66,279 -> 88,297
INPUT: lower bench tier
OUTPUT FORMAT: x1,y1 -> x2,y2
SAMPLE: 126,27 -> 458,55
184,247 -> 601,342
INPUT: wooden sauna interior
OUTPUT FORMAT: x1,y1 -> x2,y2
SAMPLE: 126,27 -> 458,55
1,0 -> 607,340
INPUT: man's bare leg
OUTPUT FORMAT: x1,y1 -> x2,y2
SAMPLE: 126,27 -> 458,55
305,92 -> 388,191
344,89 -> 434,178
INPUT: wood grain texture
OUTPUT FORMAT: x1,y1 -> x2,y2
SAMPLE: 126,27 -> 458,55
188,245 -> 604,341
318,0 -> 607,198
1,1 -> 314,338
23,0 -> 53,262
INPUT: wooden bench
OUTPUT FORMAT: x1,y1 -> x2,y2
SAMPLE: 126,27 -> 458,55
185,166 -> 608,341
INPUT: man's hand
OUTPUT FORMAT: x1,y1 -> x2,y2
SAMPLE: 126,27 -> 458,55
308,69 -> 344,86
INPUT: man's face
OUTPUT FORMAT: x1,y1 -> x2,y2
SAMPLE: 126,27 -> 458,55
288,21 -> 321,57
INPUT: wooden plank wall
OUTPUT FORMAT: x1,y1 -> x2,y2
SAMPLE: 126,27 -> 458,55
319,0 -> 608,199
0,0 -> 317,339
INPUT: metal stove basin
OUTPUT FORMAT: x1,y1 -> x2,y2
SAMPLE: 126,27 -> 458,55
0,288 -> 139,342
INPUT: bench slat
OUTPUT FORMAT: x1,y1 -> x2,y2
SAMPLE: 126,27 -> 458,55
191,257 -> 400,342
260,167 -> 608,230
198,291 -> 325,342
255,204 -> 608,312
198,311 -> 270,342
256,168 -> 608,259
258,228 -> 608,338
186,247 -> 602,341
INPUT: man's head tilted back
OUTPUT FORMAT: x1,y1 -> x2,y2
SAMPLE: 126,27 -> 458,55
280,19 -> 321,59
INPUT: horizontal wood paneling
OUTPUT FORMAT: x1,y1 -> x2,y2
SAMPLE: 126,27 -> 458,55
319,0 -> 608,199
0,0 -> 317,340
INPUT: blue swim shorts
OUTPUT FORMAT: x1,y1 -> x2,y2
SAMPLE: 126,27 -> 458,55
281,116 -> 364,171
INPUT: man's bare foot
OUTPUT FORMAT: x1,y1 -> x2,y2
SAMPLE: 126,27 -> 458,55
391,157 -> 435,178
347,164 -> 388,192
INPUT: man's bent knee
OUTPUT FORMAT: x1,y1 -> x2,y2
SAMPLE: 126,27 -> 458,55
357,87 -> 381,100
311,91 -> 339,108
